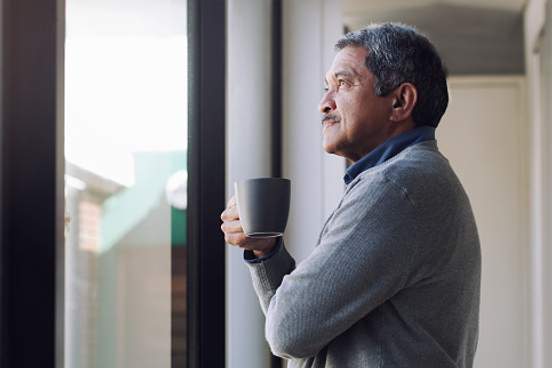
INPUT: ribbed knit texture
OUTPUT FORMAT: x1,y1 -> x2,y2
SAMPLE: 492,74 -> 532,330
245,141 -> 481,368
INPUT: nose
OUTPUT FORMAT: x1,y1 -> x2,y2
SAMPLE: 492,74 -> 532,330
319,91 -> 336,114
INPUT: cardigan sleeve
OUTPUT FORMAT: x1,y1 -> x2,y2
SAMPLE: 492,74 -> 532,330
245,174 -> 425,360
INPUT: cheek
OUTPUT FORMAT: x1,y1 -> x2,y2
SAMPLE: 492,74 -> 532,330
334,95 -> 352,123
336,93 -> 366,116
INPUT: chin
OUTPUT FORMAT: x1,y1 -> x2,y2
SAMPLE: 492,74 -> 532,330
323,145 -> 334,154
323,141 -> 345,157
323,132 -> 349,156
322,140 -> 337,154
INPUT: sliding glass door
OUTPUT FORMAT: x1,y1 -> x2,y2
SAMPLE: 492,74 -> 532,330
1,1 -> 224,367
64,0 -> 188,367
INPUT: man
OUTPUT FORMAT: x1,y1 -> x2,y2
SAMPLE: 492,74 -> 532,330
221,23 -> 481,368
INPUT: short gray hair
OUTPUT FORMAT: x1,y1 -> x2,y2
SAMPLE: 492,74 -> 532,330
336,23 -> 448,128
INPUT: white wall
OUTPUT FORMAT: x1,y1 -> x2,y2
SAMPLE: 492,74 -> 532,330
524,1 -> 552,367
438,76 -> 529,368
226,0 -> 273,367
540,5 -> 552,364
226,1 -> 344,366
282,0 -> 345,263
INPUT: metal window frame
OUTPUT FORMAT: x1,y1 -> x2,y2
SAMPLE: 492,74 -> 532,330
186,0 -> 227,367
271,0 -> 283,367
1,0 -> 228,367
0,0 -> 65,367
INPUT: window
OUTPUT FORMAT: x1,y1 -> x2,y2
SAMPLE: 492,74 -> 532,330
64,1 -> 188,366
0,0 -> 225,367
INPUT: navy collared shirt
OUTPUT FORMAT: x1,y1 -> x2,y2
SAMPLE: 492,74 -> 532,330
343,126 -> 436,185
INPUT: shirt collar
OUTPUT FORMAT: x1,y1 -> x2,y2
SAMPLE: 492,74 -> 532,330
343,126 -> 436,184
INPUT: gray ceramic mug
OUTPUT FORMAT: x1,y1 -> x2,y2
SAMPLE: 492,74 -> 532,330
234,177 -> 291,238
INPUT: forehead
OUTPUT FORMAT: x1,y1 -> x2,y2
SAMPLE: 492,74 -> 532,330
326,46 -> 369,78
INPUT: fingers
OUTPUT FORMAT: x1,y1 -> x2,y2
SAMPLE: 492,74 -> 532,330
220,198 -> 239,221
220,206 -> 238,221
221,196 -> 254,249
224,232 -> 247,247
226,195 -> 236,208
220,196 -> 244,245
224,232 -> 272,250
220,220 -> 243,234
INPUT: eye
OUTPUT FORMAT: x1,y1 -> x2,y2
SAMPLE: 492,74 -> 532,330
337,79 -> 349,87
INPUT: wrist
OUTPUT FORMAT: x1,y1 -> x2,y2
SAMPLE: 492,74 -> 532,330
253,249 -> 271,257
252,238 -> 278,257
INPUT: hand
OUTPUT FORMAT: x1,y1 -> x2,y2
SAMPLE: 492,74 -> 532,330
220,196 -> 277,257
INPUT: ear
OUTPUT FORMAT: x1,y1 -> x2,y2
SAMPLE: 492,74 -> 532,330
389,83 -> 417,123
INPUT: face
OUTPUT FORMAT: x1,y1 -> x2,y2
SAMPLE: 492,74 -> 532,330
319,46 -> 393,161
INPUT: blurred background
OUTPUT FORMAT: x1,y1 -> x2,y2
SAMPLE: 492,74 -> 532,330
64,0 -> 552,367
64,0 -> 187,367
1,0 -> 550,367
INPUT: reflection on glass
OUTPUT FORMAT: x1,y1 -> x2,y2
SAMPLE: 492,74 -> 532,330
64,1 -> 187,367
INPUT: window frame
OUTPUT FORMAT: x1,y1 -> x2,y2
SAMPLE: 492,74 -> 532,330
0,0 -> 64,366
186,0 -> 226,367
0,0 -> 228,367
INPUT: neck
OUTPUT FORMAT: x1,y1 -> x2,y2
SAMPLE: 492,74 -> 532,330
348,120 -> 416,161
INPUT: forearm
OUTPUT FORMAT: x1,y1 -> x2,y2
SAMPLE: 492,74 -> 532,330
245,239 -> 296,314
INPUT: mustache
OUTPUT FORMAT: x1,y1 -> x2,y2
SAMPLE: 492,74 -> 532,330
321,115 -> 341,124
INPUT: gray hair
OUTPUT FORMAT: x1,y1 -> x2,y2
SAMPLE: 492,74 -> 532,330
335,23 -> 448,128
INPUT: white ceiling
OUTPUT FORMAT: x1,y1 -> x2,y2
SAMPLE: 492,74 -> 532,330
342,0 -> 526,75
344,0 -> 526,15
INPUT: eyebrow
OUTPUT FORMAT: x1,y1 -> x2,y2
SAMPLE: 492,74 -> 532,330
324,69 -> 359,85
335,70 -> 358,79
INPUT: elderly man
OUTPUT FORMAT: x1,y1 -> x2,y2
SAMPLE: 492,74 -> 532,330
221,23 -> 481,368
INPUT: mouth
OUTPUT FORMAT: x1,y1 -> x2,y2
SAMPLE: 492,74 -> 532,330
322,119 -> 339,130
322,117 -> 340,127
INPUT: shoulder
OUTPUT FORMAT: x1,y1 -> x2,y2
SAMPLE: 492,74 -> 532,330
353,141 -> 467,209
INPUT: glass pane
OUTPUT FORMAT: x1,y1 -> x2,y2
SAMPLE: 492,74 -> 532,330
64,1 -> 188,367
